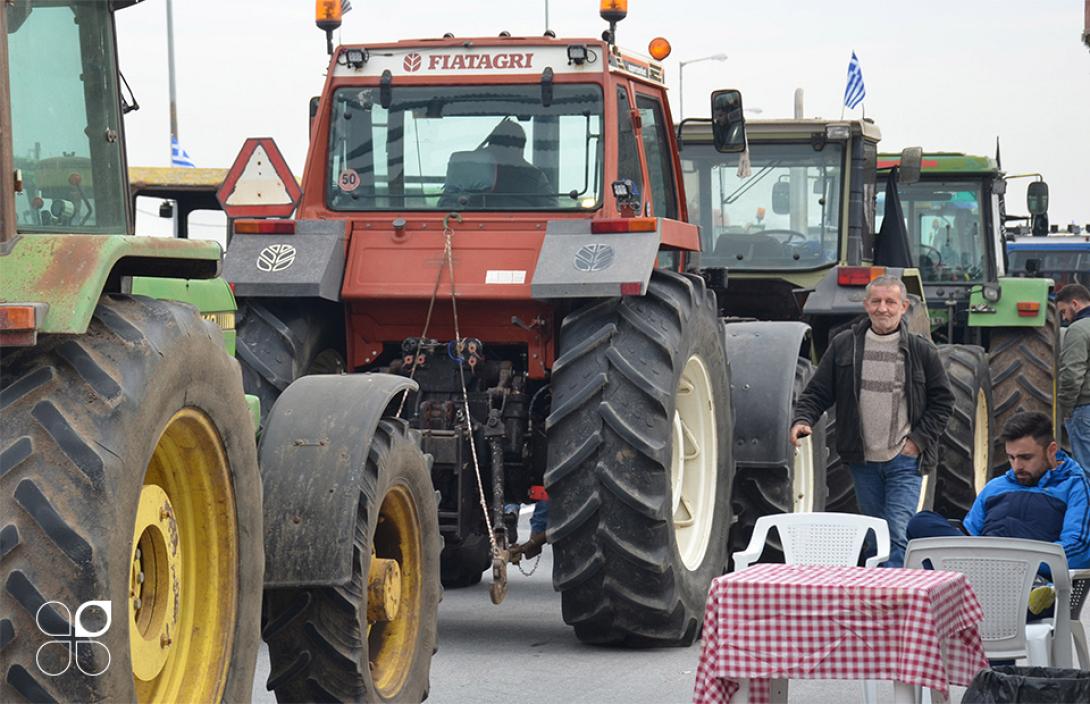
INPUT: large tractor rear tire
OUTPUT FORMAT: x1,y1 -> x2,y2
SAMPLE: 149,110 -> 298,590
545,271 -> 733,646
988,304 -> 1060,476
263,419 -> 440,703
728,358 -> 828,563
934,345 -> 992,520
236,299 -> 345,428
1,295 -> 262,703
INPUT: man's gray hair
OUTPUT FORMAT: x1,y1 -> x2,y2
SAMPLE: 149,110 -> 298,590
865,275 -> 908,300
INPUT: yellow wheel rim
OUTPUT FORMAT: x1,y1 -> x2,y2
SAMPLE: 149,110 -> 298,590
973,389 -> 990,493
130,409 -> 237,703
368,484 -> 423,698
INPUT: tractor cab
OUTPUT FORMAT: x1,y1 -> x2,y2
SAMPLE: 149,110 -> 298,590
681,119 -> 878,278
6,0 -> 132,235
876,153 -> 1003,332
877,152 -> 1053,345
294,33 -> 692,243
678,118 -> 931,354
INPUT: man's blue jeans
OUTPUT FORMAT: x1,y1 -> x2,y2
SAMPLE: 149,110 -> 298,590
849,453 -> 922,568
1065,404 -> 1090,475
530,500 -> 548,535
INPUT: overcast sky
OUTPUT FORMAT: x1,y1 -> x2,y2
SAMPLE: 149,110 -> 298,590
116,0 -> 1090,236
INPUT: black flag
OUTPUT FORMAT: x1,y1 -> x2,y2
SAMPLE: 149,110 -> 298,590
874,168 -> 914,268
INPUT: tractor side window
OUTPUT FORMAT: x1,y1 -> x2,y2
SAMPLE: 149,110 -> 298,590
7,3 -> 127,232
615,87 -> 643,202
635,95 -> 679,220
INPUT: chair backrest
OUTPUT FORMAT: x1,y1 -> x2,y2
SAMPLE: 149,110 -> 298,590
904,536 -> 1073,665
733,512 -> 891,571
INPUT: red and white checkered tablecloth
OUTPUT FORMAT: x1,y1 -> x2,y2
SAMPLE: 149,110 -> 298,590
692,563 -> 990,704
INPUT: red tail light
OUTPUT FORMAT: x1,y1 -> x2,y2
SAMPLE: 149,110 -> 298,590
234,219 -> 295,235
1016,302 -> 1041,317
837,266 -> 887,286
620,282 -> 643,295
591,217 -> 657,234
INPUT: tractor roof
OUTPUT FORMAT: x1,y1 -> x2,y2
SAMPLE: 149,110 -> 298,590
680,117 -> 880,144
1008,234 -> 1090,250
330,36 -> 666,86
877,152 -> 998,175
129,167 -> 227,192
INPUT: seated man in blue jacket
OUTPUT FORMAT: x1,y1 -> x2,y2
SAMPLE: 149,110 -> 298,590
906,410 -> 1090,573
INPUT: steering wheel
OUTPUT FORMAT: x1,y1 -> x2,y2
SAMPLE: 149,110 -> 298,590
759,229 -> 808,243
918,244 -> 944,266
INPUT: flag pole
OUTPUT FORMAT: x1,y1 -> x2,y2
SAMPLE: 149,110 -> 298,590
166,0 -> 179,163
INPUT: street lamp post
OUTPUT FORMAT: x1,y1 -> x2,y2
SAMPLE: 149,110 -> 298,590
677,53 -> 728,120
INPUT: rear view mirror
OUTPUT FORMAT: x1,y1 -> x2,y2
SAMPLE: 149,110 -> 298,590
1027,181 -> 1049,215
309,96 -> 320,133
711,89 -> 747,153
771,181 -> 791,215
898,147 -> 923,185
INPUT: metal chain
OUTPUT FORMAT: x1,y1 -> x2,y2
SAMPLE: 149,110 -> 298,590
516,553 -> 541,577
440,214 -> 499,557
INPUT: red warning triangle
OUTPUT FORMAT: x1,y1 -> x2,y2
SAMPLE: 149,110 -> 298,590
217,137 -> 301,218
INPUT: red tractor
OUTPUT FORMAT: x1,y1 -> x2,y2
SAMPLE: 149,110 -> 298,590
224,3 -> 823,651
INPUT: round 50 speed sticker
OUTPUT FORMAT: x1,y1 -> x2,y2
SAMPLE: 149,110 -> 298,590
338,168 -> 360,192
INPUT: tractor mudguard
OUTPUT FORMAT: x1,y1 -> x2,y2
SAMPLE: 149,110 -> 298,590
530,218 -> 698,298
968,276 -> 1051,328
259,372 -> 418,587
0,234 -> 220,334
722,320 -> 812,468
802,265 -> 925,317
223,219 -> 347,301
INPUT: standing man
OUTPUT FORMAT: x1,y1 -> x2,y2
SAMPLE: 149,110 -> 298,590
1057,283 -> 1090,471
790,276 -> 954,566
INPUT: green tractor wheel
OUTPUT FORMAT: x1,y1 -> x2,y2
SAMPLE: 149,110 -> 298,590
1,296 -> 262,703
988,303 -> 1060,476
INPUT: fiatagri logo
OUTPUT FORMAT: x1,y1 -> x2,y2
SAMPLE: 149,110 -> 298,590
402,51 -> 535,72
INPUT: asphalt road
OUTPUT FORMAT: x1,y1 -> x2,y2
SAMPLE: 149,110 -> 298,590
251,509 -> 1087,703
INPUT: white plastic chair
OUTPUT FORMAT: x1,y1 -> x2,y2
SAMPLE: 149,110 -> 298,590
1070,568 -> 1090,669
732,511 -> 891,571
904,536 -> 1073,668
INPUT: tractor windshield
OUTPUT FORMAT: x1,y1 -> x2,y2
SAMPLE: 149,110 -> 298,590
681,142 -> 843,270
7,1 -> 128,233
326,84 -> 604,212
877,179 -> 987,283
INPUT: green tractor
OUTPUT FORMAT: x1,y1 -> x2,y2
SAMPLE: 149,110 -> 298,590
678,118 -> 992,523
1,3 -> 437,702
877,153 -> 1060,501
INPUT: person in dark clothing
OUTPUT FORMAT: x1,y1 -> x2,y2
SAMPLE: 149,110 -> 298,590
906,411 -> 1090,573
441,119 -> 553,209
1057,283 -> 1090,471
791,275 -> 955,567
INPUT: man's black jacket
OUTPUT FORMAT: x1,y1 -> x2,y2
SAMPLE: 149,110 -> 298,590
792,318 -> 955,473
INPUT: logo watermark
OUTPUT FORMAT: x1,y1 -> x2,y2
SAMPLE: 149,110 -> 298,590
35,601 -> 112,677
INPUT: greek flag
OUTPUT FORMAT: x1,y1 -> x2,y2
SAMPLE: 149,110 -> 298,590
171,135 -> 195,168
843,51 -> 866,110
